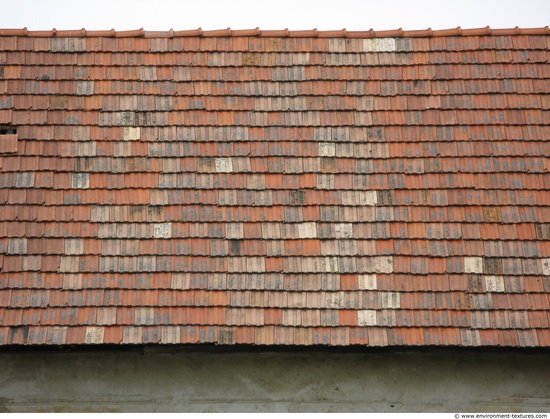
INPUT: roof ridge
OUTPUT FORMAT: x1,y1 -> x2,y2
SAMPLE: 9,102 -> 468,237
0,26 -> 549,38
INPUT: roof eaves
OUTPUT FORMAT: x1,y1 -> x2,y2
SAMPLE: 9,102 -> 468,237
0,26 -> 549,39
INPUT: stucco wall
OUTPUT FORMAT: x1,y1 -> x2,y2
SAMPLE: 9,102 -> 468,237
0,347 -> 549,412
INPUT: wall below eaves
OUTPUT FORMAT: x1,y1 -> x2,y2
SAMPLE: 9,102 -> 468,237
0,348 -> 549,413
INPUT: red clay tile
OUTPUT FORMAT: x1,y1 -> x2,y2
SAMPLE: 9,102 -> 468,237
339,310 -> 358,326
348,327 -> 368,345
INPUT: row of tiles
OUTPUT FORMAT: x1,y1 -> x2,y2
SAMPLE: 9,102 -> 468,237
2,205 -> 549,224
2,203 -> 549,223
3,79 -> 549,98
3,189 -> 549,207
2,237 -> 549,258
2,235 -> 549,255
1,157 -> 548,175
1,217 -> 549,239
4,135 -> 548,156
3,109 -> 549,127
0,203 -> 549,223
1,308 -> 549,334
1,324 -> 547,346
8,124 -> 549,142
2,155 -> 549,175
4,94 -> 549,113
1,49 -> 548,68
0,272 -> 550,292
3,62 -> 550,80
5,144 -> 550,163
1,212 -> 549,235
2,288 -> 549,309
2,254 -> 549,275
1,272 -> 548,292
2,34 -> 549,52
6,139 -> 550,158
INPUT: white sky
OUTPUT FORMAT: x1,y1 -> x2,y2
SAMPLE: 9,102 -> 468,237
1,0 -> 549,32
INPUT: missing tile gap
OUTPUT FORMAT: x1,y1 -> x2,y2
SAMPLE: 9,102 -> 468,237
0,125 -> 17,135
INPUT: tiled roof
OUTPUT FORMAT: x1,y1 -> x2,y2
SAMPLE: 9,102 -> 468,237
0,28 -> 549,347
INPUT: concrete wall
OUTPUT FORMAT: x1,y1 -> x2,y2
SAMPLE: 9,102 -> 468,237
0,347 -> 549,412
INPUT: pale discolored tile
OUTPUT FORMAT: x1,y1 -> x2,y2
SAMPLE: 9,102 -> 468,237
381,292 -> 401,308
485,276 -> 505,292
364,38 -> 396,52
374,256 -> 393,273
319,142 -> 336,157
465,257 -> 483,273
226,223 -> 244,239
358,310 -> 377,326
85,326 -> 105,344
124,127 -> 141,141
215,157 -> 233,173
334,223 -> 353,238
154,223 -> 172,239
359,274 -> 377,290
298,222 -> 317,239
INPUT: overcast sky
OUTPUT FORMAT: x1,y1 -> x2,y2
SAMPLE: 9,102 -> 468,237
1,0 -> 549,32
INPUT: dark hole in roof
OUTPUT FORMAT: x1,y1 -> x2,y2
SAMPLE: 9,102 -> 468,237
0,125 -> 16,135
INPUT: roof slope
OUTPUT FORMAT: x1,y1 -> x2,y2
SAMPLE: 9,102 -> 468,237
0,28 -> 549,347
